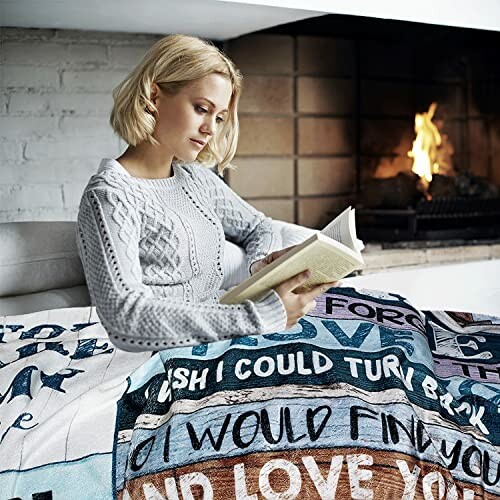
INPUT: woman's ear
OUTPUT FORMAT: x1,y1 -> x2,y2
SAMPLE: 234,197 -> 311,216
150,82 -> 161,104
145,83 -> 160,114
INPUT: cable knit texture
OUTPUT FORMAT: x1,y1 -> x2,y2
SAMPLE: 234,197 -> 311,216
76,158 -> 287,352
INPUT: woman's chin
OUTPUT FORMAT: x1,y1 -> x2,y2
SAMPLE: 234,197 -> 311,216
176,150 -> 201,163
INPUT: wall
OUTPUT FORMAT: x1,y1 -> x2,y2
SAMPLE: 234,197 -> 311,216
2,26 -> 499,227
226,35 -> 356,228
0,27 -> 160,222
1,27 -> 357,227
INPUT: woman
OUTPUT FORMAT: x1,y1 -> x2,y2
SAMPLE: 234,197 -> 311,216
76,34 -> 336,352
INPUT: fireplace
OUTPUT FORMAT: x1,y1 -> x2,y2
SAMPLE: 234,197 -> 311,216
227,14 -> 500,244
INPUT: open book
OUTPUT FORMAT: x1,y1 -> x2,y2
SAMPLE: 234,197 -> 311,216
220,206 -> 365,305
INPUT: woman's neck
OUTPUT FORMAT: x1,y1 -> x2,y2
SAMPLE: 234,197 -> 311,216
116,144 -> 174,179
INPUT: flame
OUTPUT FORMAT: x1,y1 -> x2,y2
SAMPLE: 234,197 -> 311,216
407,102 -> 442,194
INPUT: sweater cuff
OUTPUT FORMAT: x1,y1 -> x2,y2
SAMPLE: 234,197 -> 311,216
248,259 -> 261,276
253,289 -> 288,333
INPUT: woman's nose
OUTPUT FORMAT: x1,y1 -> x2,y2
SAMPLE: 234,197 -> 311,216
201,116 -> 216,135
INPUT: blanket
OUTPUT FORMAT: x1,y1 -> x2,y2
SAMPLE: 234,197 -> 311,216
0,288 -> 498,499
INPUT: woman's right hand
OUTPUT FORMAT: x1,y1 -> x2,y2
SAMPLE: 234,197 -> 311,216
273,269 -> 339,329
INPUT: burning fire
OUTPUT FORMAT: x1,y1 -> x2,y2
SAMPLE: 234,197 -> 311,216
407,102 -> 442,194
371,101 -> 455,197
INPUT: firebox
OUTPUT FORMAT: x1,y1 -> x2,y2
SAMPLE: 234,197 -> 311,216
356,101 -> 500,242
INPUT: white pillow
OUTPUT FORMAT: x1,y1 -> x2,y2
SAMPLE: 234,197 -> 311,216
221,220 -> 318,290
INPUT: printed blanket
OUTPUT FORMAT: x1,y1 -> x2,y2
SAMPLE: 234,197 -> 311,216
0,288 -> 498,499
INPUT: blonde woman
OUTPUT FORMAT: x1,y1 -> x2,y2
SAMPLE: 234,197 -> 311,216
76,34 -> 335,352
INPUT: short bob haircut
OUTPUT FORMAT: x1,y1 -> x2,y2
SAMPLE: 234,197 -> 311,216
110,34 -> 243,174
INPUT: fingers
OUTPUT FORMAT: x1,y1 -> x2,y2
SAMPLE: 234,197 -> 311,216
301,280 -> 338,301
267,245 -> 296,263
276,269 -> 311,294
275,272 -> 342,331
275,245 -> 295,254
285,299 -> 317,329
305,299 -> 317,314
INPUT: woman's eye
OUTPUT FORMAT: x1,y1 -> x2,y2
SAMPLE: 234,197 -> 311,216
195,105 -> 224,124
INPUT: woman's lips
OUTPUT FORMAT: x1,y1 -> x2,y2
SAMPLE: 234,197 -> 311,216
190,139 -> 205,147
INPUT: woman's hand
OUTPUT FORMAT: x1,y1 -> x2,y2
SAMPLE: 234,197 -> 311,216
250,245 -> 297,275
274,270 -> 340,330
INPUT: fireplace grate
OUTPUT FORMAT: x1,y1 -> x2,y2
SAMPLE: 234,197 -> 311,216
356,197 -> 500,242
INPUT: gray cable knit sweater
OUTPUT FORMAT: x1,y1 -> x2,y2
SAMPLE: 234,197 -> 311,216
76,158 -> 287,352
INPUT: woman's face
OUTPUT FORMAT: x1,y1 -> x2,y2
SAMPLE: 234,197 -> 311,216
152,73 -> 232,162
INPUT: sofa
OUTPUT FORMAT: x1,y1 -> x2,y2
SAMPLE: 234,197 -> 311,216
0,219 -> 318,316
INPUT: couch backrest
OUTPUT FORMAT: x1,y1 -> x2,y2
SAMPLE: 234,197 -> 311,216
0,221 -> 86,298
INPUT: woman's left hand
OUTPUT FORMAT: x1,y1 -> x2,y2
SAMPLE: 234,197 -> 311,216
250,245 -> 297,275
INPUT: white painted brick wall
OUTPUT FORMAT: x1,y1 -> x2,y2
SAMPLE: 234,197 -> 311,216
0,93 -> 8,113
0,27 -> 160,222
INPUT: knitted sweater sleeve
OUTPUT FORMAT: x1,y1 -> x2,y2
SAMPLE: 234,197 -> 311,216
187,164 -> 281,273
76,186 -> 287,352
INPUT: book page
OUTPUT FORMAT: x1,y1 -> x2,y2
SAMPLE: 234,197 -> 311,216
320,206 -> 364,253
320,206 -> 354,248
293,239 -> 362,290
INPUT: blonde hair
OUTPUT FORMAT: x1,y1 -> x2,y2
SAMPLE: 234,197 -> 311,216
110,34 -> 243,174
